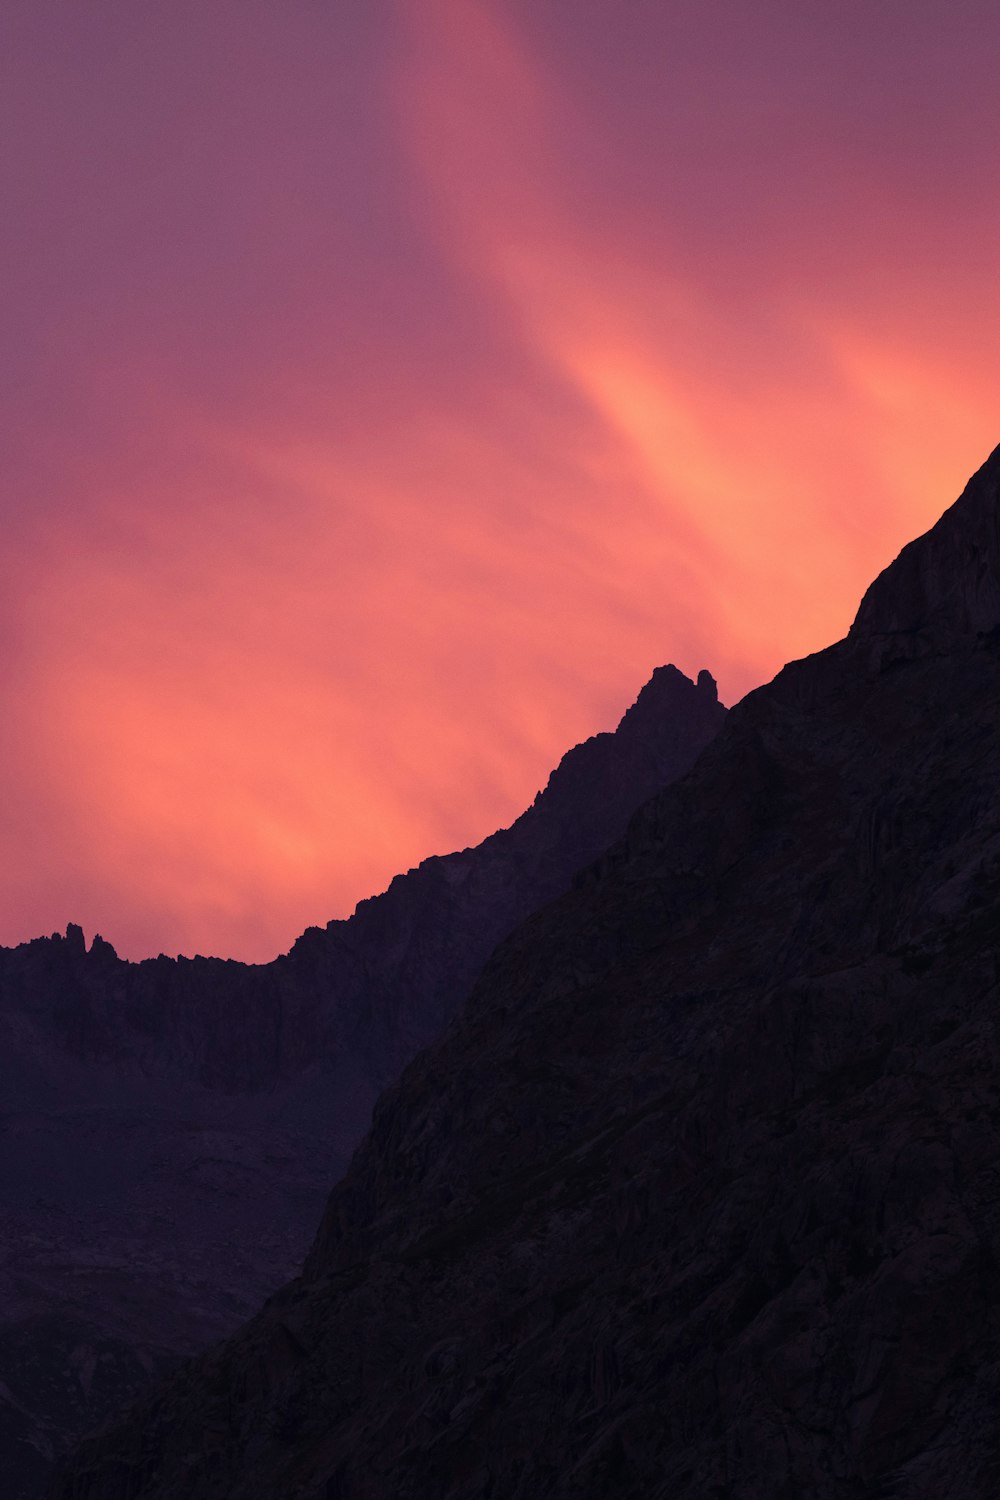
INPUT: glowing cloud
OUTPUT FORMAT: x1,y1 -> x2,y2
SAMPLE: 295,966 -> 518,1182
1,0 -> 998,957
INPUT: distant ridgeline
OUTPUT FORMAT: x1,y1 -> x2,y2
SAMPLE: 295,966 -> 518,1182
0,664 -> 724,1090
0,664 -> 724,1500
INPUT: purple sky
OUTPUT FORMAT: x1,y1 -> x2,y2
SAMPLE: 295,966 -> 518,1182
2,0 -> 998,959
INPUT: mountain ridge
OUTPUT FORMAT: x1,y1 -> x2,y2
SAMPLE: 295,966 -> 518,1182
53,447 -> 1000,1499
0,663 -> 725,1500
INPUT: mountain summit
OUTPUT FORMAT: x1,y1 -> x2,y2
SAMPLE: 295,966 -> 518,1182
55,449 -> 1000,1500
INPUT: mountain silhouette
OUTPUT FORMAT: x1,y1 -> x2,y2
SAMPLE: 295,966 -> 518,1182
0,665 -> 723,1500
54,446 -> 1000,1499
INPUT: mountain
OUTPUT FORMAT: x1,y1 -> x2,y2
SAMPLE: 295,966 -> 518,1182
0,665 -> 724,1500
54,446 -> 1000,1500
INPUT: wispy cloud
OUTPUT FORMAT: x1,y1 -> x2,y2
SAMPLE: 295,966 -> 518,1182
1,0 -> 997,958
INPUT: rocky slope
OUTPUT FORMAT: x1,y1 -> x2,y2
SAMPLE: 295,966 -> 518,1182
54,446 -> 1000,1499
0,665 -> 724,1500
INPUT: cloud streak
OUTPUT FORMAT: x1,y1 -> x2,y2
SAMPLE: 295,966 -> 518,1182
1,0 -> 998,957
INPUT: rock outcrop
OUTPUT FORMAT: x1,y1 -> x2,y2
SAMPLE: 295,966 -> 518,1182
53,446 -> 1000,1499
0,665 -> 724,1500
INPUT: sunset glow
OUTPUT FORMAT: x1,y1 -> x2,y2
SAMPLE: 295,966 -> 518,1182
3,0 -> 998,959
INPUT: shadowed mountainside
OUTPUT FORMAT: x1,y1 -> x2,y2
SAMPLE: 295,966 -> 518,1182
54,446 -> 1000,1499
0,664 -> 724,1500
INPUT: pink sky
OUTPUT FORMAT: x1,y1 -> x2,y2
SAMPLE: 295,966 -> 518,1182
2,0 -> 998,960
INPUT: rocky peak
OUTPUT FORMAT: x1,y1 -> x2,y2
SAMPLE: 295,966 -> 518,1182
88,933 -> 119,964
64,922 -> 86,957
851,442 -> 1000,645
516,665 -> 725,871
590,662 -> 721,757
619,662 -> 716,726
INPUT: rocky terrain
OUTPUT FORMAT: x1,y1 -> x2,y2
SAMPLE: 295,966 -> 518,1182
54,447 -> 1000,1498
0,663 -> 723,1500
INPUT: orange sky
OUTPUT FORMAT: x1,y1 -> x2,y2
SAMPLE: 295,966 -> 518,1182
2,0 -> 998,959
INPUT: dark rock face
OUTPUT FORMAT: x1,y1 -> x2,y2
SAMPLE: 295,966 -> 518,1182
0,667 -> 723,1499
53,446 -> 1000,1500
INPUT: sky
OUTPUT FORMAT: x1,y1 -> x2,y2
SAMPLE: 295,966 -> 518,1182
2,0 -> 998,961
